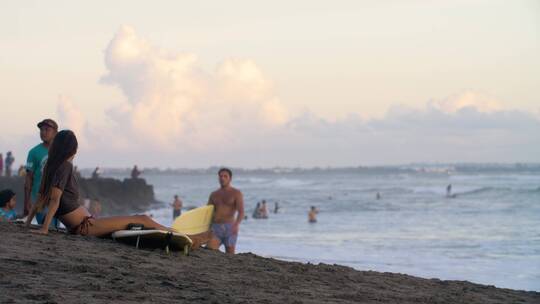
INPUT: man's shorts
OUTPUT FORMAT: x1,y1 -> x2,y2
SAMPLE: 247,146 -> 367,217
211,223 -> 238,247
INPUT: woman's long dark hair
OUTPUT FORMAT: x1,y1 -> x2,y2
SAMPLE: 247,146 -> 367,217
36,130 -> 78,210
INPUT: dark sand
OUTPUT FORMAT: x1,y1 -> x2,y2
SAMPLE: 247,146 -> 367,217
0,222 -> 537,304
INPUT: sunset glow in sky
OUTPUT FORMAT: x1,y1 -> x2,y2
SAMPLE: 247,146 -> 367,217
1,1 -> 539,167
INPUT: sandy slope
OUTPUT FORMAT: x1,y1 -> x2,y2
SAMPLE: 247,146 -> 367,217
0,222 -> 537,304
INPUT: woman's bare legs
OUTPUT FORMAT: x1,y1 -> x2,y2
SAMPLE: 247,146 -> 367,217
86,215 -> 175,237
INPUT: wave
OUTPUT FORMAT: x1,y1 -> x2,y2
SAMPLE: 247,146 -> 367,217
360,187 -> 413,194
453,186 -> 540,197
382,186 -> 539,197
455,187 -> 503,196
271,178 -> 315,188
236,177 -> 270,184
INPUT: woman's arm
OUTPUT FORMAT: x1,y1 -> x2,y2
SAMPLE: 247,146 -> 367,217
32,187 -> 62,235
25,194 -> 41,227
25,205 -> 37,227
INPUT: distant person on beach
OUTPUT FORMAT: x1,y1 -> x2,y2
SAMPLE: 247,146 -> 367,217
5,151 -> 14,177
308,206 -> 319,223
446,184 -> 452,197
18,165 -> 26,177
131,165 -> 141,179
25,130 -> 175,236
0,189 -> 17,221
274,202 -> 280,214
207,168 -> 245,254
171,195 -> 183,219
376,192 -> 381,200
25,119 -> 59,229
0,153 -> 3,176
92,167 -> 100,179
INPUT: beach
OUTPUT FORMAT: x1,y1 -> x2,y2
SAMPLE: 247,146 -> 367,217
1,222 -> 537,304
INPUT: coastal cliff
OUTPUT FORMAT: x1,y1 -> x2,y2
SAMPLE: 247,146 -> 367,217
0,176 -> 160,216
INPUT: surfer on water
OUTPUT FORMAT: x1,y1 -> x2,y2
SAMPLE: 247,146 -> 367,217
207,168 -> 245,254
25,130 -> 175,236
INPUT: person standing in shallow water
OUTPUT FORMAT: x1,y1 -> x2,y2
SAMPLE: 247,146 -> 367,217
260,200 -> 269,219
25,130 -> 175,236
171,195 -> 183,220
207,168 -> 244,254
308,206 -> 319,223
252,202 -> 261,218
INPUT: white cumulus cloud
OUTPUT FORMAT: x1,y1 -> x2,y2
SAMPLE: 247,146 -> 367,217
99,26 -> 288,150
57,95 -> 88,147
428,90 -> 503,113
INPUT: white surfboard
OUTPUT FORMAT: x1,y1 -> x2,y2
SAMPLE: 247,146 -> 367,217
112,230 -> 193,255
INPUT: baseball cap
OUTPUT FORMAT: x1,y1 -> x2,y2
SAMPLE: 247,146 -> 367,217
37,119 -> 58,130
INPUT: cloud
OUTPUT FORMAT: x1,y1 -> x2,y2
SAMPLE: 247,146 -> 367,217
57,95 -> 88,147
47,27 -> 540,167
99,26 -> 288,150
428,90 -> 503,113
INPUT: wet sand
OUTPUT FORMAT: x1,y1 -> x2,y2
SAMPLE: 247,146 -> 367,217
0,222 -> 537,304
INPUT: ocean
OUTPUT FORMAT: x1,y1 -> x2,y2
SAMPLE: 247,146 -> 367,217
102,165 -> 540,291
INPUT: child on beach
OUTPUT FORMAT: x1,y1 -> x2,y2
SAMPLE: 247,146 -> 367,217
0,189 -> 17,221
25,130 -> 175,236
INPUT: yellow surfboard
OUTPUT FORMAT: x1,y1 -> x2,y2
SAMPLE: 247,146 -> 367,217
172,205 -> 214,235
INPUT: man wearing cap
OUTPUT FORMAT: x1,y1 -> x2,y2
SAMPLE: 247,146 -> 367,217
24,119 -> 58,227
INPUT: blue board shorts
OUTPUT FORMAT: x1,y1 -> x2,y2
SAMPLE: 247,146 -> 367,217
211,223 -> 238,247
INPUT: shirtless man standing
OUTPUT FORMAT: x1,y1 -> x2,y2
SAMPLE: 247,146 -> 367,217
207,168 -> 244,254
171,195 -> 183,220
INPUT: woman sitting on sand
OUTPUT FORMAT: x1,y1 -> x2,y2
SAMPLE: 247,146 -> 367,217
25,130 -> 174,236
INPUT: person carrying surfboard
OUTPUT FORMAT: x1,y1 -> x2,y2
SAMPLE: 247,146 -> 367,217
25,130 -> 175,236
207,168 -> 245,254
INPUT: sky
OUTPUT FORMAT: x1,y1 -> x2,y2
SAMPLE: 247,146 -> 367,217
0,0 -> 539,168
